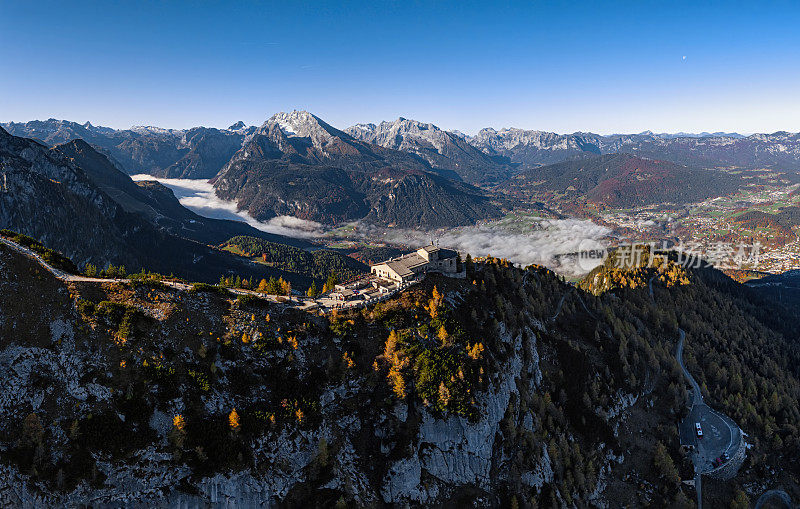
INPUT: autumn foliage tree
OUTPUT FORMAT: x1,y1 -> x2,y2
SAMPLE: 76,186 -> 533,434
383,330 -> 410,398
228,409 -> 241,432
426,286 -> 443,319
467,342 -> 484,360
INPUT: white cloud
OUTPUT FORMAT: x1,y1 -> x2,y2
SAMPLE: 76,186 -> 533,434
352,218 -> 613,276
130,175 -> 612,275
130,175 -> 323,238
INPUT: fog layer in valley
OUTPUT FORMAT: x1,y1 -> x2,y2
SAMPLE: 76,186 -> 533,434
130,175 -> 324,238
136,176 -> 612,275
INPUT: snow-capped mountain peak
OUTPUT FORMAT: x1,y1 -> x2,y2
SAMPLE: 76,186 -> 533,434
262,110 -> 340,141
129,125 -> 182,137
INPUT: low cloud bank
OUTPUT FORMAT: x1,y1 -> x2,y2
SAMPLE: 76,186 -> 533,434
130,175 -> 611,274
355,219 -> 613,276
130,175 -> 323,238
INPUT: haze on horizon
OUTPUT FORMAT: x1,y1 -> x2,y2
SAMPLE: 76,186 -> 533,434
2,0 -> 799,135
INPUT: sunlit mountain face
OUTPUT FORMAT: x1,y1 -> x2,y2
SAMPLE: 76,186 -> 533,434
3,0 -> 800,506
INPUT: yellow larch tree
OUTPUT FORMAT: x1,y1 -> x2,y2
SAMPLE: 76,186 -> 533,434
228,408 -> 241,432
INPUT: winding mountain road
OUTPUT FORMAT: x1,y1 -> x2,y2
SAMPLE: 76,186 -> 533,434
677,327 -> 743,483
754,489 -> 793,509
649,275 -> 746,507
549,290 -> 570,322
676,330 -> 702,406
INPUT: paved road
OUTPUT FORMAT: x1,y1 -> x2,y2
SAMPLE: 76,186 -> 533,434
754,489 -> 793,509
695,473 -> 702,509
647,274 -> 745,508
677,329 -> 742,475
2,236 -> 417,314
677,330 -> 703,406
549,291 -> 570,321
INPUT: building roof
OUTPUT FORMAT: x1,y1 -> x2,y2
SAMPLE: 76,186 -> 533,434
377,252 -> 429,278
371,245 -> 458,279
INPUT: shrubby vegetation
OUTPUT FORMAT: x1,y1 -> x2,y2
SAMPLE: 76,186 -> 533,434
580,244 -> 691,295
3,237 -> 797,506
222,236 -> 367,283
189,283 -> 232,296
0,229 -> 79,274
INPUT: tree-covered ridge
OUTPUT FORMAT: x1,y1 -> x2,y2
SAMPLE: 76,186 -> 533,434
1,240 -> 799,505
0,229 -> 78,274
221,235 -> 367,283
501,153 -> 741,208
326,256 -> 708,504
733,204 -> 800,232
580,245 -> 691,295
669,269 -> 800,462
579,253 -> 800,501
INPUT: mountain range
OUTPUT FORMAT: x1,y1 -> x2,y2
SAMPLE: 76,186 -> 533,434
7,116 -> 800,182
345,117 -> 513,183
6,113 -> 800,231
3,113 -> 800,507
212,112 -> 501,227
469,128 -> 800,171
3,114 -> 503,229
0,126 -> 340,285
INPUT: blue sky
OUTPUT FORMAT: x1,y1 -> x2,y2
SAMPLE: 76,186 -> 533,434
2,0 -> 799,134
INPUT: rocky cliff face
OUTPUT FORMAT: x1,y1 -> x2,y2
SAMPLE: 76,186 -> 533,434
0,247 -> 724,507
0,128 -> 310,282
468,128 -> 800,171
346,118 -> 513,184
2,120 -> 251,178
212,112 -> 501,228
2,242 -> 799,506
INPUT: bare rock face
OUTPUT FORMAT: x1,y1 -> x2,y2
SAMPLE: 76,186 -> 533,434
469,127 -> 604,167
212,112 -> 501,228
381,326 -> 527,504
347,117 -> 513,184
1,120 -> 249,179
469,127 -> 800,171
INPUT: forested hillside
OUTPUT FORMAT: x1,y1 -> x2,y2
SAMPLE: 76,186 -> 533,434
581,248 -> 800,501
1,238 -> 797,506
221,236 -> 368,284
501,153 -> 741,208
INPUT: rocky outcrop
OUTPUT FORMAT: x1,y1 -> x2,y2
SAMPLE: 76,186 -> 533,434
0,128 -> 309,281
469,127 -> 800,171
347,118 -> 513,183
